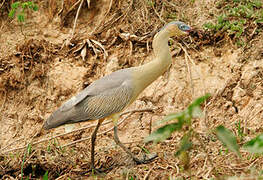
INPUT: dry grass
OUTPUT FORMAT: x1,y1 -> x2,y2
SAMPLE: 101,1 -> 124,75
0,0 -> 263,179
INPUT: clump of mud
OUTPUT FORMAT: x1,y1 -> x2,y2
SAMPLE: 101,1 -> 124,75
0,39 -> 58,91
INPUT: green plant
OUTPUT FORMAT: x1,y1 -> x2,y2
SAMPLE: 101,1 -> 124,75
243,134 -> 263,154
138,145 -> 150,154
145,94 -> 210,169
145,93 -> 263,174
215,125 -> 240,157
21,143 -> 32,180
43,171 -> 48,180
8,1 -> 38,37
235,119 -> 245,141
145,94 -> 210,143
9,1 -> 38,22
203,0 -> 263,46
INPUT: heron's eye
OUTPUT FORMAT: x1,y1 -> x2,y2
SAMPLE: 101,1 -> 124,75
179,24 -> 190,31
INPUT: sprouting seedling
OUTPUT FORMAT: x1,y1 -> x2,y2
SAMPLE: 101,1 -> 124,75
8,1 -> 38,23
145,94 -> 210,144
8,1 -> 38,37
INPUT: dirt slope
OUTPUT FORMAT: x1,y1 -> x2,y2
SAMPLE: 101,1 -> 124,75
0,0 -> 262,179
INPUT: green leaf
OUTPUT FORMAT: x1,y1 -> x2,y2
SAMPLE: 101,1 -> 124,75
203,22 -> 215,30
217,14 -> 227,24
145,94 -> 210,143
27,1 -> 33,6
11,2 -> 21,9
243,134 -> 263,154
216,125 -> 240,157
175,131 -> 192,156
138,145 -> 150,154
47,144 -> 51,152
156,112 -> 184,125
191,105 -> 203,118
8,9 -> 16,18
43,171 -> 48,180
21,2 -> 28,9
255,18 -> 263,24
187,93 -> 210,117
17,13 -> 25,22
33,4 -> 39,11
27,143 -> 32,155
144,122 -> 183,143
188,93 -> 210,109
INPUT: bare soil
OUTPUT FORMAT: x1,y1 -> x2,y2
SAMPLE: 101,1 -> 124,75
0,0 -> 262,179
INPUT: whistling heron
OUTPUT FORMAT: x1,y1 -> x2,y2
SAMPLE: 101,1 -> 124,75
44,21 -> 191,172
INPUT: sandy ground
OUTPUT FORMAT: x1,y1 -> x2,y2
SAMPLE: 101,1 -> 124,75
0,0 -> 263,179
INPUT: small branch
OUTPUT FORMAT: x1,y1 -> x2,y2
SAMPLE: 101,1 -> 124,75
151,3 -> 166,24
71,0 -> 84,38
0,90 -> 6,112
1,108 -> 156,154
60,108 -> 156,147
91,0 -> 112,34
120,108 -> 156,116
0,0 -> 6,9
182,44 -> 194,97
1,137 -> 23,151
179,43 -> 205,96
61,114 -> 129,148
143,164 -> 155,180
57,0 -> 64,16
92,0 -> 133,35
179,43 -> 208,128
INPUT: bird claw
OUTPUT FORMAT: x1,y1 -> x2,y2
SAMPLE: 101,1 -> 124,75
133,153 -> 158,164
80,164 -> 114,175
91,167 -> 106,175
92,164 -> 114,174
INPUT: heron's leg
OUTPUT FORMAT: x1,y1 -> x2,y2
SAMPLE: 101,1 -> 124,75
91,120 -> 102,170
113,115 -> 157,164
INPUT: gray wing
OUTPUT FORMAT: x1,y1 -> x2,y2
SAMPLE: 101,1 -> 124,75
60,68 -> 133,112
71,82 -> 133,121
44,68 -> 134,129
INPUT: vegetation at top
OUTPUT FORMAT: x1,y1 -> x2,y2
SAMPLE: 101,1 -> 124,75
203,0 -> 263,46
8,1 -> 38,23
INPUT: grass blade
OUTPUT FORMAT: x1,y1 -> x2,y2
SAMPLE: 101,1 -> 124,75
243,134 -> 263,154
216,125 -> 240,157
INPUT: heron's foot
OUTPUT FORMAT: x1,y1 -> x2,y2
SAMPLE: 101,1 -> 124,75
80,164 -> 114,175
133,153 -> 158,164
91,164 -> 114,174
91,167 -> 106,175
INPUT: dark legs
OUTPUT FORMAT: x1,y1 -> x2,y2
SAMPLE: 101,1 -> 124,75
91,120 -> 102,170
89,116 -> 157,174
90,120 -> 113,174
113,125 -> 157,164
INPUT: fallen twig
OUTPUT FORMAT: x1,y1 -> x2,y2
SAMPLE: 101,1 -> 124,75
61,114 -> 129,148
181,44 -> 194,97
71,0 -> 84,39
143,164 -> 155,180
0,0 -> 6,9
1,108 -> 156,154
151,1 -> 166,24
179,43 -> 208,129
0,90 -> 6,112
93,0 -> 133,35
61,0 -> 84,48
90,0 -> 113,35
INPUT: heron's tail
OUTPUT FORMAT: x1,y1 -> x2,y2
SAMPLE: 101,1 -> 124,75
43,108 -> 75,130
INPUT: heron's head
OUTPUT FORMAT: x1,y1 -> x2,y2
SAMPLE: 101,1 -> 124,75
164,21 -> 191,37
